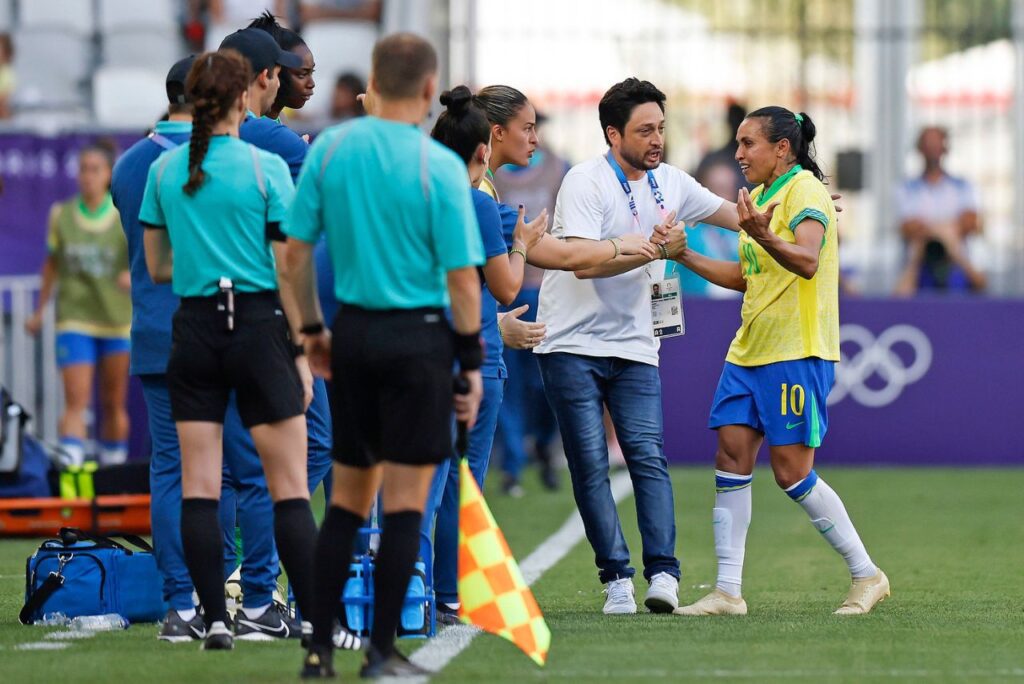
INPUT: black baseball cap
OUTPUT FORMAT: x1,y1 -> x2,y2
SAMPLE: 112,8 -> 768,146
166,55 -> 196,105
220,28 -> 302,76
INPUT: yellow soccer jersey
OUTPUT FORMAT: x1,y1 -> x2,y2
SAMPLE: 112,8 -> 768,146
726,167 -> 839,367
478,172 -> 499,201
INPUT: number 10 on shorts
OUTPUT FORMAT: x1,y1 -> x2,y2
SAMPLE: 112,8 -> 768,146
780,383 -> 805,416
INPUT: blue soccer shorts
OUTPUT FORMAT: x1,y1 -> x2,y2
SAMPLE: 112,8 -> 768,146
708,357 -> 835,447
56,332 -> 130,368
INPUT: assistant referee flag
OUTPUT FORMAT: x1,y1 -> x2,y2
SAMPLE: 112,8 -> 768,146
457,459 -> 550,666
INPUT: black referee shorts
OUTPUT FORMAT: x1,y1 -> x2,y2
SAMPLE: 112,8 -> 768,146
167,292 -> 304,428
330,304 -> 454,468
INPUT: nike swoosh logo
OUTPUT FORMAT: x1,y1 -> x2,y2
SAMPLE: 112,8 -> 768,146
238,619 -> 289,637
190,624 -> 206,638
786,421 -> 804,429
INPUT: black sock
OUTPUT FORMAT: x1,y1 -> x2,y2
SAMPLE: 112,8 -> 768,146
312,505 -> 364,648
181,498 -> 227,628
273,498 -> 318,623
370,510 -> 423,657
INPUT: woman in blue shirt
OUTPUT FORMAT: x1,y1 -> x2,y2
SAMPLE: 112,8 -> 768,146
427,85 -> 548,623
139,50 -> 317,651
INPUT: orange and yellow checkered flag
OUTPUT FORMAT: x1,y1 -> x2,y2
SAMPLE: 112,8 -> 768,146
457,459 -> 550,666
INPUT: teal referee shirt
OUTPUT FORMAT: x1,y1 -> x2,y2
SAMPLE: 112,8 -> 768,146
139,136 -> 294,297
284,117 -> 483,310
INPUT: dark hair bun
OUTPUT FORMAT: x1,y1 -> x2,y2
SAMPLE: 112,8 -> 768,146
797,111 -> 816,144
440,85 -> 473,115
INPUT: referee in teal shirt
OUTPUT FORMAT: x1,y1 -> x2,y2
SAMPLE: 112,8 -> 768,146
284,34 -> 484,679
139,50 -> 318,652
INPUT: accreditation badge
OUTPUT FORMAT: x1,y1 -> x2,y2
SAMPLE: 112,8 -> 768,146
651,273 -> 684,338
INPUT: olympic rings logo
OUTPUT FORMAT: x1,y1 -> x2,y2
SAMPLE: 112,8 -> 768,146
828,324 -> 933,408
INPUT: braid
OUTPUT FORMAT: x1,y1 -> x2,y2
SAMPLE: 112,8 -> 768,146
184,101 -> 215,195
180,50 -> 252,196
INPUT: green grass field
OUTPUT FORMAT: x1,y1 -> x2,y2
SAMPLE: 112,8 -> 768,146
1,468 -> 1022,682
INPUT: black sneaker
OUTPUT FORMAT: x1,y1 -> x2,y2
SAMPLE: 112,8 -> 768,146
537,445 -> 560,491
157,609 -> 206,643
359,646 -> 430,679
436,603 -> 461,627
201,620 -> 234,650
235,603 -> 301,641
501,473 -> 525,498
300,644 -> 336,679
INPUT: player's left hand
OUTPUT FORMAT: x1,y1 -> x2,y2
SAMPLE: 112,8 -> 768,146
649,210 -> 678,245
737,187 -> 778,242
304,329 -> 333,380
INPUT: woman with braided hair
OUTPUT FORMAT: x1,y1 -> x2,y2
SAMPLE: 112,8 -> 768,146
139,50 -> 318,651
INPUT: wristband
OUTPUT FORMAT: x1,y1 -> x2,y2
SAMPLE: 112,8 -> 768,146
454,330 -> 483,371
290,343 -> 305,359
658,243 -> 669,260
509,247 -> 527,261
300,321 -> 324,335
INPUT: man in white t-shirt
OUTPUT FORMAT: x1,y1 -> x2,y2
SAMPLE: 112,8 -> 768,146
535,78 -> 742,615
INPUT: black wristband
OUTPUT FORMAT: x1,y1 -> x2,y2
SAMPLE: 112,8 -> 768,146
454,331 -> 483,371
290,343 -> 305,359
300,322 -> 325,335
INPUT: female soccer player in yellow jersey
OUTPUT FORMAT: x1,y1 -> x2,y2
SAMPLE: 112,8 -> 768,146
673,107 -> 889,617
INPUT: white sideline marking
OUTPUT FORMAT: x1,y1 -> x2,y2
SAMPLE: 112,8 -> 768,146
405,470 -> 635,682
15,641 -> 71,651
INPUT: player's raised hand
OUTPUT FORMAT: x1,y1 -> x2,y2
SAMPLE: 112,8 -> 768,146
737,187 -> 777,242
513,205 -> 549,252
649,210 -> 678,245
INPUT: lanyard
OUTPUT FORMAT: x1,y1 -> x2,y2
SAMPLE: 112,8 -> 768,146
148,132 -> 180,151
604,152 -> 668,233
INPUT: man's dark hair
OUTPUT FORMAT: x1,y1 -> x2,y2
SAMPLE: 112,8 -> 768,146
726,102 -> 747,137
371,33 -> 437,99
598,78 -> 666,146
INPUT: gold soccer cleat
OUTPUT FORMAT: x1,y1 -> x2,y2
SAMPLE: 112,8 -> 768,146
673,589 -> 748,616
834,569 -> 890,615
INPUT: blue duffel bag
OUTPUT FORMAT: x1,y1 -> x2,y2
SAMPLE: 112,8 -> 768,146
20,527 -> 166,624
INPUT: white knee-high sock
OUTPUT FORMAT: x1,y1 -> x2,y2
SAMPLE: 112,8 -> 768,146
713,470 -> 752,597
785,470 -> 877,579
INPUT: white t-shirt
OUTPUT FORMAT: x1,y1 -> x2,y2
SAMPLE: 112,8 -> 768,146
535,155 -> 724,366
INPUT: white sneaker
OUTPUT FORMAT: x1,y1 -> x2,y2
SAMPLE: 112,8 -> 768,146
644,572 -> 679,613
602,577 -> 636,614
835,568 -> 890,615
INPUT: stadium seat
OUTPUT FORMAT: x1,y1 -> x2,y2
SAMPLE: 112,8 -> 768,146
0,0 -> 12,31
12,30 -> 92,108
299,21 -> 378,118
18,0 -> 94,33
101,30 -> 184,70
97,0 -> 177,32
92,66 -> 167,128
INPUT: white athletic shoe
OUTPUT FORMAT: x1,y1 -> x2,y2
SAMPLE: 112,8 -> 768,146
673,589 -> 748,616
643,572 -> 679,613
602,577 -> 637,614
835,569 -> 890,615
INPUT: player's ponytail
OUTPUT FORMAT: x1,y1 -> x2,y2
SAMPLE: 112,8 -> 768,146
747,106 -> 827,183
182,50 -> 251,196
431,84 -> 491,164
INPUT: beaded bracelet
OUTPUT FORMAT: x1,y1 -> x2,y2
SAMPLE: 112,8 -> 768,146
509,247 -> 527,261
658,243 -> 669,260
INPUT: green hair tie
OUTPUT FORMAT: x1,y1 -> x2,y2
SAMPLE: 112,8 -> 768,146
794,113 -> 804,124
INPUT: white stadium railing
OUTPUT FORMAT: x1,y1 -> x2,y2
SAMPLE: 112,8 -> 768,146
0,275 -> 61,444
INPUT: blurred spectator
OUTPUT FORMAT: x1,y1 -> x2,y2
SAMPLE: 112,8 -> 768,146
190,0 -> 292,51
694,102 -> 748,200
298,0 -> 381,25
25,142 -> 132,468
329,72 -> 365,122
493,131 -> 569,495
667,159 -> 740,299
0,33 -> 15,120
894,126 -> 986,295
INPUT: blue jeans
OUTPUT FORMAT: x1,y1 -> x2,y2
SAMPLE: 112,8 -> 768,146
431,377 -> 505,605
142,375 -> 277,609
498,289 -> 557,479
537,353 -> 679,584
